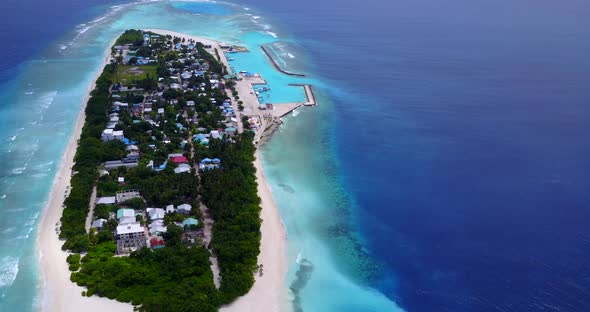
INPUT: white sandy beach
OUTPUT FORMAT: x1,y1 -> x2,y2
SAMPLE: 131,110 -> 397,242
37,38 -> 133,312
37,29 -> 289,312
220,153 -> 289,312
143,28 -> 225,49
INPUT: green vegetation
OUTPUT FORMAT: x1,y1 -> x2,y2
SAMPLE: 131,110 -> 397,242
115,29 -> 145,46
110,65 -> 158,85
200,132 -> 261,302
67,254 -> 82,271
197,43 -> 225,75
60,29 -> 262,311
60,67 -> 114,252
99,166 -> 200,207
71,243 -> 218,312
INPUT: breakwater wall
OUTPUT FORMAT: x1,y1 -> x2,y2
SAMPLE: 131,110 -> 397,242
261,45 -> 306,77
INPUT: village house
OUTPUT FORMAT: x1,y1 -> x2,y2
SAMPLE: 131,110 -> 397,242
104,159 -> 138,171
91,218 -> 107,231
115,190 -> 141,203
115,222 -> 146,254
182,217 -> 199,229
199,158 -> 221,171
177,203 -> 192,215
96,196 -> 116,205
117,208 -> 137,225
170,155 -> 189,164
166,204 -> 176,214
149,220 -> 167,235
150,237 -> 165,249
147,208 -> 165,220
174,163 -> 192,174
101,129 -> 124,142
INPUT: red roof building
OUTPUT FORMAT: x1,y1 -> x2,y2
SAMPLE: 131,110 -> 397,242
170,156 -> 189,164
150,237 -> 165,248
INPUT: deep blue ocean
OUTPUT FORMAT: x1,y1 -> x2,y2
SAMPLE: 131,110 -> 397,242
1,0 -> 590,311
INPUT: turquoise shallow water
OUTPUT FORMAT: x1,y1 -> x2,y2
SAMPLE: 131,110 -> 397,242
0,43 -> 114,309
0,1 -> 400,311
225,49 -> 307,104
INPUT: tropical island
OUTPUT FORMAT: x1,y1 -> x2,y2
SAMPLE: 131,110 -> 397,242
38,29 -> 312,312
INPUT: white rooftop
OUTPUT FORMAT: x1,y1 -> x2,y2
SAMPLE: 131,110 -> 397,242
147,208 -> 165,220
96,196 -> 116,205
119,216 -> 136,225
116,222 -> 144,235
178,203 -> 192,211
174,164 -> 191,174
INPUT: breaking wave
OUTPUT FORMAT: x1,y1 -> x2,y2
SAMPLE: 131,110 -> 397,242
0,257 -> 19,288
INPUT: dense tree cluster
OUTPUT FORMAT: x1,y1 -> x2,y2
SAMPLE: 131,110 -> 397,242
115,29 -> 145,46
99,166 -> 199,207
196,43 -> 226,75
200,132 -> 262,302
60,67 -> 114,252
71,242 -> 218,312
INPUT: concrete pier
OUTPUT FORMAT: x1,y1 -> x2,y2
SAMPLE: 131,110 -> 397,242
288,84 -> 317,106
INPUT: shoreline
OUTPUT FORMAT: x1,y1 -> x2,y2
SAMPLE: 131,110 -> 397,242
36,37 -> 133,312
220,151 -> 289,312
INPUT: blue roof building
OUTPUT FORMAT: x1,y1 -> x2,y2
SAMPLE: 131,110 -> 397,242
201,158 -> 212,164
199,158 -> 221,171
122,138 -> 137,145
182,218 -> 199,227
194,133 -> 208,141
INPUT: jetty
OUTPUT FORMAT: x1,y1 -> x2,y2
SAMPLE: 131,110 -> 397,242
261,46 -> 306,77
289,84 -> 317,106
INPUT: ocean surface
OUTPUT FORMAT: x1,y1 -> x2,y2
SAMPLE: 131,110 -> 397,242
1,0 -> 590,311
